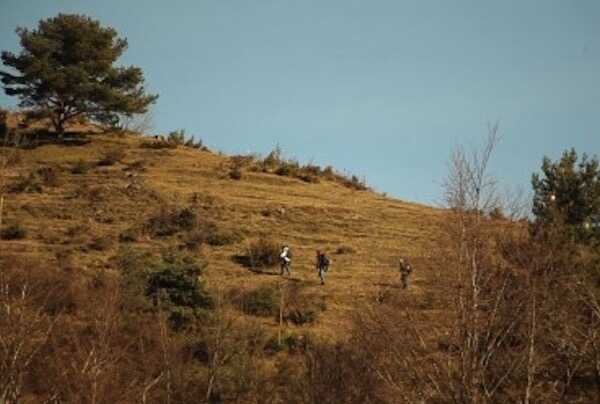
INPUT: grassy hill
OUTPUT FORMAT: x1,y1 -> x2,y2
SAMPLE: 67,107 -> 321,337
1,130 -> 442,337
4,128 -> 598,404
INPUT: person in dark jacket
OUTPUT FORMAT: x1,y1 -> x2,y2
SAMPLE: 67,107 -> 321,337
399,257 -> 413,289
316,250 -> 330,285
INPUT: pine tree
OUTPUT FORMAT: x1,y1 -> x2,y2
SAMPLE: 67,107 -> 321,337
0,14 -> 158,136
532,148 -> 600,243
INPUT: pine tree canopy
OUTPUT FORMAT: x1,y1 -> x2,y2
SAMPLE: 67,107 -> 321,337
0,13 -> 158,135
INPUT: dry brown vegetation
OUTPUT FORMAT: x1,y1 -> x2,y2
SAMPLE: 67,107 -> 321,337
0,128 -> 439,403
1,125 -> 598,403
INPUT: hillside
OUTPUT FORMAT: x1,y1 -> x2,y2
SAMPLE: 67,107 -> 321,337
4,130 -> 599,404
1,130 -> 442,337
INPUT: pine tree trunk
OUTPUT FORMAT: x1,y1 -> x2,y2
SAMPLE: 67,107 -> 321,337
56,120 -> 65,138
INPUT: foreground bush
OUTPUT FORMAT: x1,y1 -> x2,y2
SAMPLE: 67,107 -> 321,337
146,253 -> 210,306
117,248 -> 212,330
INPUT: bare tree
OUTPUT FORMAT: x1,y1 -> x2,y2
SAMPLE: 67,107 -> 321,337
202,289 -> 239,404
433,123 -> 543,403
0,262 -> 59,403
47,280 -> 134,404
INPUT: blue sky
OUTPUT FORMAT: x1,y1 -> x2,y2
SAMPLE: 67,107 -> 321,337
1,0 -> 598,204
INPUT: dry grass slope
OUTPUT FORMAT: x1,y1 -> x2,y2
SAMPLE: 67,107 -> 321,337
1,131 -> 442,338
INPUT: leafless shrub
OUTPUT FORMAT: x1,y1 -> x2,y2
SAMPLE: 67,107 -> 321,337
0,259 -> 64,403
245,237 -> 281,269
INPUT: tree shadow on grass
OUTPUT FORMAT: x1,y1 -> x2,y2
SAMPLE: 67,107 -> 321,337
2,130 -> 91,149
231,254 -> 279,276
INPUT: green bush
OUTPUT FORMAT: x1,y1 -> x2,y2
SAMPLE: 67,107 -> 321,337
246,237 -> 281,269
1,223 -> 27,240
117,249 -> 213,330
167,129 -> 185,145
146,254 -> 212,309
184,135 -> 203,149
241,285 -> 278,317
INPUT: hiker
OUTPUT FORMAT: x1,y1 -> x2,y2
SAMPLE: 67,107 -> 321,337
399,257 -> 413,289
316,250 -> 330,285
280,245 -> 291,276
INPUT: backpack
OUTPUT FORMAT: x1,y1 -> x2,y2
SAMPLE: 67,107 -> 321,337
319,254 -> 330,270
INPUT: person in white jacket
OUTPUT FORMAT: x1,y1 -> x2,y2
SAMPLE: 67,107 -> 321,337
280,246 -> 291,276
